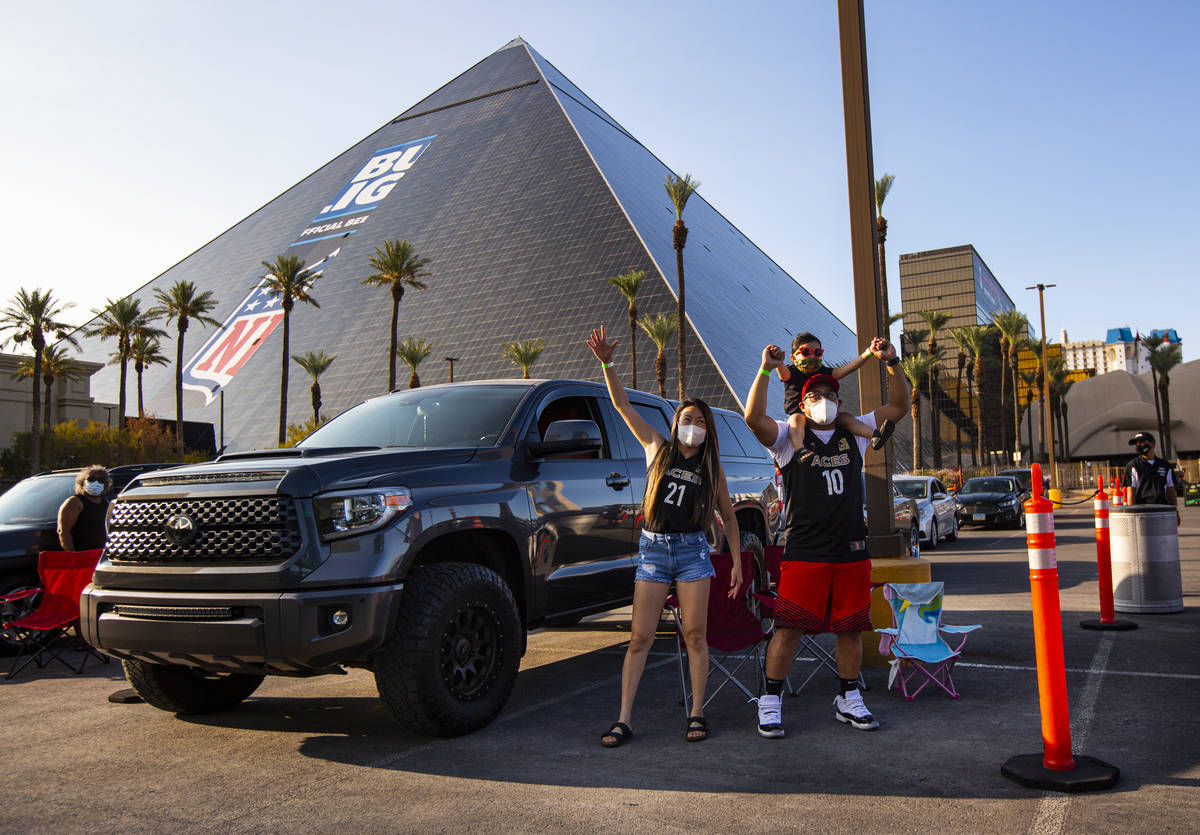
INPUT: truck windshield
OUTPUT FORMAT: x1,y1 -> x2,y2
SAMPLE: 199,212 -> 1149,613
0,474 -> 76,524
299,385 -> 528,449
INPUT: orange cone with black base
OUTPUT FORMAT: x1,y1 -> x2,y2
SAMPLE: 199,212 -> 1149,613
1001,464 -> 1120,792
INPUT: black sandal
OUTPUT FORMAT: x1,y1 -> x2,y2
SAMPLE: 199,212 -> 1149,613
601,722 -> 633,747
870,418 -> 895,451
686,715 -> 708,742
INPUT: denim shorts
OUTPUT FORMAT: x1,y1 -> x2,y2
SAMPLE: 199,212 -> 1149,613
635,530 -> 714,584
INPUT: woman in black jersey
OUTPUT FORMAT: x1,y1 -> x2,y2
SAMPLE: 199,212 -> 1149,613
57,465 -> 112,552
588,326 -> 742,746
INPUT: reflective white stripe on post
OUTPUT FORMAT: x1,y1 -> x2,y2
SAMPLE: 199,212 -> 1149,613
1027,513 -> 1054,534
1095,517 -> 1109,529
1028,548 -> 1057,570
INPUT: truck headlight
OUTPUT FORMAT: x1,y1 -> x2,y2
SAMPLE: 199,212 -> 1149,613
314,489 -> 412,541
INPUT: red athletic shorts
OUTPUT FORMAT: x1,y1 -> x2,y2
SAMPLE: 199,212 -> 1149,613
774,560 -> 872,633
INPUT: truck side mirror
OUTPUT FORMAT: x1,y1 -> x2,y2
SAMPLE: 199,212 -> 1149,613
527,420 -> 603,458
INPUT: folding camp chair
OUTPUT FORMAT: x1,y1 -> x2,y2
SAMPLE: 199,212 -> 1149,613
3,549 -> 109,679
665,550 -> 774,716
763,545 -> 866,695
875,582 -> 981,700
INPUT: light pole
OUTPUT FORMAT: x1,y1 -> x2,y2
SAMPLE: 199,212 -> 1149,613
443,356 -> 460,383
1026,283 -> 1057,490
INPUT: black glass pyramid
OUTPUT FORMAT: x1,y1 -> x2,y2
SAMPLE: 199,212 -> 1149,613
75,38 -> 859,451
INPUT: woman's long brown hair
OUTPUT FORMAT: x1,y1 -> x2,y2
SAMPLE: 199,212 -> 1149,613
641,398 -> 721,531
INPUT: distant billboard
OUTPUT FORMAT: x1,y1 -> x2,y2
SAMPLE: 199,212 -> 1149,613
973,252 -> 1014,323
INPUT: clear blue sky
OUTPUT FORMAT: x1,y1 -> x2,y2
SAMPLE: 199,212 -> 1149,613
1,0 -> 1194,360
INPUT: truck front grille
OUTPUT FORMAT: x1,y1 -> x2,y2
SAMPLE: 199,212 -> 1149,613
105,497 -> 302,564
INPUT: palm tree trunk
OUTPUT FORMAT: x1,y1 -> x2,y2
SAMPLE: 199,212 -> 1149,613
1010,354 -> 1021,463
1149,366 -> 1163,444
1026,395 -> 1035,462
136,364 -> 145,418
43,379 -> 53,431
1159,378 -> 1173,458
998,338 -> 1009,456
388,292 -> 400,392
674,220 -> 688,400
627,304 -> 637,391
972,357 -> 984,466
410,370 -> 421,388
912,396 -> 922,470
656,350 -> 666,399
29,346 -> 43,475
278,312 -> 291,444
117,353 -> 128,429
1062,402 -> 1071,460
311,381 -> 321,424
175,323 -> 186,461
928,369 -> 942,468
876,230 -> 891,332
955,358 -> 964,470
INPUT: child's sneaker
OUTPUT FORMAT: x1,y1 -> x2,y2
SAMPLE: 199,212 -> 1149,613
756,694 -> 785,738
869,418 -> 895,451
834,689 -> 879,730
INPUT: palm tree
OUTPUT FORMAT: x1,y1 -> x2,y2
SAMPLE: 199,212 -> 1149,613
875,173 -> 896,328
900,353 -> 939,471
14,345 -> 85,433
917,310 -> 952,467
500,338 -> 546,379
607,269 -> 645,390
900,327 -> 928,357
1047,357 -> 1072,461
149,280 -> 220,460
130,333 -> 169,417
1020,370 -> 1038,461
961,325 -> 993,466
362,239 -> 431,392
638,312 -> 678,398
1147,342 -> 1183,458
1140,333 -> 1165,443
261,254 -> 321,445
664,173 -> 698,399
0,288 -> 76,474
395,338 -> 432,388
88,297 -> 163,427
292,350 -> 336,423
948,326 -> 973,469
991,310 -> 1029,461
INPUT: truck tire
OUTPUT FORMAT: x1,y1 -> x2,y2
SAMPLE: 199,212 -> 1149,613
123,659 -> 264,714
375,562 -> 521,737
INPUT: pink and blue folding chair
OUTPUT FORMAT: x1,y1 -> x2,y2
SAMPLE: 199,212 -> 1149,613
876,582 -> 980,700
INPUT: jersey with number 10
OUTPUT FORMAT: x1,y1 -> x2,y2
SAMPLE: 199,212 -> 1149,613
780,425 -> 867,563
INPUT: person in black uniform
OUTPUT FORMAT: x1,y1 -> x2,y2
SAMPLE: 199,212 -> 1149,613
588,326 -> 742,746
1123,432 -> 1180,526
57,465 -> 112,551
744,340 -> 909,737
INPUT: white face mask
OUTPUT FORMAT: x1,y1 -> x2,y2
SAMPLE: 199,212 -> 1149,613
676,424 -> 706,447
806,398 -> 839,426
83,480 -> 106,496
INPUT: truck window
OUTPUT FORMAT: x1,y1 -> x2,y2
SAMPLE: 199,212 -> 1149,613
535,395 -> 605,459
611,402 -> 675,460
720,413 -> 770,460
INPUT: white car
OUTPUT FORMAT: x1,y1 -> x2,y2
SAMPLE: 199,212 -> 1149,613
893,475 -> 958,549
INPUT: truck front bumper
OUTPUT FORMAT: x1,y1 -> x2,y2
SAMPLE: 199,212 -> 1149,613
79,583 -> 403,673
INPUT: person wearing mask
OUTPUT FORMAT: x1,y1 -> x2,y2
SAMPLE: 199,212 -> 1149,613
587,326 -> 742,746
1124,433 -> 1180,526
57,465 -> 112,551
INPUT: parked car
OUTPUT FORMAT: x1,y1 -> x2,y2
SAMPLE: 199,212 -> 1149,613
955,476 -> 1030,529
891,483 -> 921,559
0,463 -> 179,655
999,468 -> 1050,495
893,474 -> 958,549
80,380 -> 782,737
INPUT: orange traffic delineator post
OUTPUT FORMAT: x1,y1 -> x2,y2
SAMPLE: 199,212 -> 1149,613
1110,476 -> 1124,507
1081,476 -> 1136,631
1001,464 -> 1120,792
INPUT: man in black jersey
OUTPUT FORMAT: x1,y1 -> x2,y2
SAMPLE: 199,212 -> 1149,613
1124,432 -> 1180,526
744,339 -> 909,736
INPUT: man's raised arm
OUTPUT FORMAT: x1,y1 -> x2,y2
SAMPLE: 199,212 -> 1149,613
745,344 -> 785,446
873,339 -> 910,425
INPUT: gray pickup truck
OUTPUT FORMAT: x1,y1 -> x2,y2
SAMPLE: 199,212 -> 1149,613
81,380 -> 781,736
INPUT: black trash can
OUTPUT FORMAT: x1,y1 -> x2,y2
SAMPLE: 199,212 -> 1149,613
1110,505 -> 1183,614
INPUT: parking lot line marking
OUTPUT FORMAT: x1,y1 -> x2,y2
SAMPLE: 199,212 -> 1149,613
1029,632 -> 1115,835
956,661 -> 1199,681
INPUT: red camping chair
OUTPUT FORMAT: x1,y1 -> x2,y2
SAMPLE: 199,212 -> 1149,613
763,545 -> 867,695
3,549 -> 108,679
665,550 -> 774,716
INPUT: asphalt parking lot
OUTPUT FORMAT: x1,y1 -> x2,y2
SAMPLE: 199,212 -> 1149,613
4,497 -> 1197,833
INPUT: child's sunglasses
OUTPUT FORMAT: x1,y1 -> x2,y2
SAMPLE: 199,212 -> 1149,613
793,346 -> 824,360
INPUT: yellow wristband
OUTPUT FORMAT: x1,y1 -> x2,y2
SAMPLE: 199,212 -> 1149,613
759,368 -> 772,376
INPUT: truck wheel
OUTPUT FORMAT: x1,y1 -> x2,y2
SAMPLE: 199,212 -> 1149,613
123,659 -> 264,714
375,562 -> 521,737
0,574 -> 48,657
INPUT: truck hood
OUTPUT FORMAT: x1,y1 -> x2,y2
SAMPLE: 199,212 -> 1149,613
124,446 -> 480,497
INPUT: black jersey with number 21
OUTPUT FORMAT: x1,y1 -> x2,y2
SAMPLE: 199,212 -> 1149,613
643,447 -> 704,534
780,425 -> 867,563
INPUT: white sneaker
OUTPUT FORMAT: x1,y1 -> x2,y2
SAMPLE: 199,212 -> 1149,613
834,689 -> 879,731
756,694 -> 785,738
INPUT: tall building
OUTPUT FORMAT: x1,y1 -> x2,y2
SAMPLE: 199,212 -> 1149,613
897,244 -> 1019,335
68,38 -> 859,452
1060,327 -> 1182,375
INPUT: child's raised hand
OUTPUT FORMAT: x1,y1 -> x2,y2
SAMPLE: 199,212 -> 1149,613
587,326 -> 620,364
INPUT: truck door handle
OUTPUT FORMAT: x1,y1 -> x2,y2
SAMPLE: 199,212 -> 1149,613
606,473 -> 630,489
